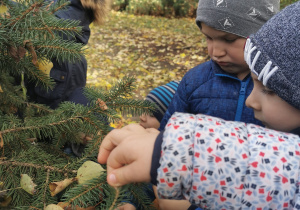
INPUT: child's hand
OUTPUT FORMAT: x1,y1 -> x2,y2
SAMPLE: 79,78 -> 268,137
78,132 -> 93,145
114,203 -> 136,210
97,124 -> 159,186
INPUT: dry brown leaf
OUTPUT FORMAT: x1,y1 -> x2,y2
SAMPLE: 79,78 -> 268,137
0,133 -> 3,148
49,178 -> 77,196
8,45 -> 26,62
96,98 -> 108,110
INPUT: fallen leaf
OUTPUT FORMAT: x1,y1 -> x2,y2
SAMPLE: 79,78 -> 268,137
45,204 -> 64,210
20,174 -> 37,195
76,161 -> 105,184
49,178 -> 76,196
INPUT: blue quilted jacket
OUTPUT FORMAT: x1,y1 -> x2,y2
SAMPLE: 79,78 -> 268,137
159,59 -> 263,130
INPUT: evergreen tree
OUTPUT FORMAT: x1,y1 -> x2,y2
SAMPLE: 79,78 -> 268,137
0,0 -> 156,209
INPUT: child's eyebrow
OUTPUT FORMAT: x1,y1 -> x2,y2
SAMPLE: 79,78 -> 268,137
200,30 -> 209,37
201,30 -> 239,39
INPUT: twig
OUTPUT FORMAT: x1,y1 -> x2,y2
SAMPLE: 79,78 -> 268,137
109,187 -> 120,210
0,160 -> 77,174
0,186 -> 22,193
43,169 -> 50,209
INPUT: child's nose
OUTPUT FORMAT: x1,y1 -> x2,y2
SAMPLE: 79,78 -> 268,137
245,91 -> 260,110
212,41 -> 226,58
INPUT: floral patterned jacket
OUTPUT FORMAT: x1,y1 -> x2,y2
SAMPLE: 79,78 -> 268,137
152,112 -> 300,209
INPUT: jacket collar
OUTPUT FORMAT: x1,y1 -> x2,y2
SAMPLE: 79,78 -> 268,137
211,59 -> 251,81
290,127 -> 300,136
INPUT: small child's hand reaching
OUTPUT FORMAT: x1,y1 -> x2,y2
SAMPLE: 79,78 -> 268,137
98,124 -> 159,187
114,203 -> 136,210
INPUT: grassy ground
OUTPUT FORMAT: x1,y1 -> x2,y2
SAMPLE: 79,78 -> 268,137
86,11 -> 209,124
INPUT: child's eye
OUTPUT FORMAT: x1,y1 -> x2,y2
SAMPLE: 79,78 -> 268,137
261,88 -> 274,95
225,38 -> 236,43
205,35 -> 212,40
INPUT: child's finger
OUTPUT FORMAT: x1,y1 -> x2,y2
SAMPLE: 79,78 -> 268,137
105,138 -> 153,186
98,124 -> 150,164
107,161 -> 150,186
97,129 -> 124,164
145,128 -> 160,133
122,123 -> 148,133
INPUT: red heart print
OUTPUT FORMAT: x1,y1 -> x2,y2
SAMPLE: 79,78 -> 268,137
215,156 -> 222,163
167,182 -> 174,187
200,172 -> 207,181
266,192 -> 272,202
178,165 -> 187,171
266,195 -> 272,202
281,175 -> 288,184
251,161 -> 258,168
219,194 -> 226,202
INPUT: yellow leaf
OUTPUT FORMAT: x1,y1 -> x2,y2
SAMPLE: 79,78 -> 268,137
20,174 -> 37,195
76,161 -> 105,184
169,72 -> 176,78
0,5 -> 7,14
36,59 -> 53,76
45,204 -> 64,210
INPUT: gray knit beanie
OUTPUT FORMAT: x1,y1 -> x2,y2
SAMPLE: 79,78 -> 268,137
244,1 -> 300,110
196,0 -> 280,38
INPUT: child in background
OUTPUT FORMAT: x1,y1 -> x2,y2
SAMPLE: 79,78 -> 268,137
29,0 -> 111,157
98,2 -> 300,209
158,0 -> 280,131
27,0 -> 111,109
140,81 -> 180,129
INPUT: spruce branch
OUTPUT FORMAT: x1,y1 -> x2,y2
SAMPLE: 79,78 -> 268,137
106,76 -> 136,102
8,2 -> 44,27
61,176 -> 107,208
39,13 -> 55,39
0,187 -> 22,194
50,0 -> 69,14
0,160 -> 77,174
0,115 -> 82,135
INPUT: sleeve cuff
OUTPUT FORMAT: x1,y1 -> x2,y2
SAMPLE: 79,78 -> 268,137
150,130 -> 164,185
187,205 -> 202,210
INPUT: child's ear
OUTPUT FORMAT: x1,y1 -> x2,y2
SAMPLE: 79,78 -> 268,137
196,20 -> 202,30
80,0 -> 111,25
244,36 -> 250,50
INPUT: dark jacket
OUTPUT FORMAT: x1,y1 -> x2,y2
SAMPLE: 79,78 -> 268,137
159,59 -> 263,130
27,0 -> 94,109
